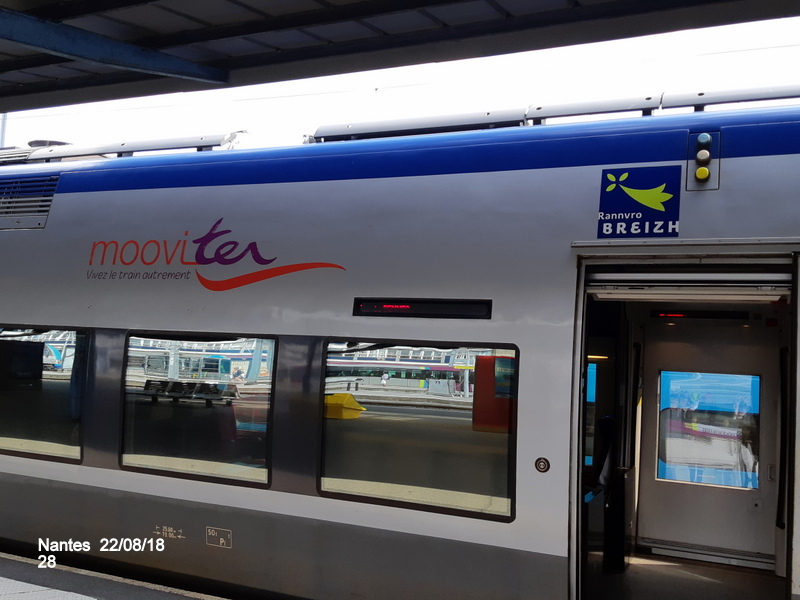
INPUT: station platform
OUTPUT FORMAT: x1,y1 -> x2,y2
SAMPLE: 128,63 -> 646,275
0,552 -> 228,600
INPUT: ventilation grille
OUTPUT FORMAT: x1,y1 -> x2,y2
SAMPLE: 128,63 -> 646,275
0,175 -> 59,230
0,148 -> 34,164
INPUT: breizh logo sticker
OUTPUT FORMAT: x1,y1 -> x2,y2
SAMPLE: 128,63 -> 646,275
597,165 -> 681,238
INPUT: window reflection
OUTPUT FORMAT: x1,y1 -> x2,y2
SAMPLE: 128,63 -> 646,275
0,329 -> 84,459
123,335 -> 274,483
658,371 -> 759,489
322,342 -> 516,518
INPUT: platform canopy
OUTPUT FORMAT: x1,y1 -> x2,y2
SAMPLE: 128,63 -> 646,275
0,0 -> 798,112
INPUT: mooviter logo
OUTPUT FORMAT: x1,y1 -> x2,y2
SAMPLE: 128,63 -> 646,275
88,218 -> 345,291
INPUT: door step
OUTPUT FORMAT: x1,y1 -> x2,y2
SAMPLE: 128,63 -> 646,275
640,539 -> 775,570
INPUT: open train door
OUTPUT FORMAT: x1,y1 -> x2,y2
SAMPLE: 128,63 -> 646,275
790,252 -> 800,600
575,253 -> 795,600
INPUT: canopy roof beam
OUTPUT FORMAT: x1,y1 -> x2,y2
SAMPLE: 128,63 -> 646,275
0,8 -> 228,84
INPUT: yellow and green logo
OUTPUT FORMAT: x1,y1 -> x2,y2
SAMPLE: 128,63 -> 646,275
598,166 -> 681,238
605,172 -> 673,212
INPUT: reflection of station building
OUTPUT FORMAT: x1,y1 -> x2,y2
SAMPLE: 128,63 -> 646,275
325,343 -> 513,398
127,336 -> 273,395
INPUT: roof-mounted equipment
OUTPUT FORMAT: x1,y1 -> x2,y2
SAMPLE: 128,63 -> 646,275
527,94 -> 662,124
309,85 -> 800,143
0,131 -> 244,165
662,84 -> 800,111
309,109 -> 526,143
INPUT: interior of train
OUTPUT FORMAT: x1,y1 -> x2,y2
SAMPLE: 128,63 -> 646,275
579,259 -> 793,599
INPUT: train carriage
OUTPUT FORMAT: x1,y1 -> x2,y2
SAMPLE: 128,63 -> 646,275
0,87 -> 799,599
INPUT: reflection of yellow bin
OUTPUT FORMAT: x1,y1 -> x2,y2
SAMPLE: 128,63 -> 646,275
324,393 -> 366,419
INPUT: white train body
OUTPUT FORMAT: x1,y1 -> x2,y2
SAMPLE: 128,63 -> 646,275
0,93 -> 799,599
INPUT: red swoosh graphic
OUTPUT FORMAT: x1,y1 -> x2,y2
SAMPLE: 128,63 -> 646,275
197,262 -> 346,291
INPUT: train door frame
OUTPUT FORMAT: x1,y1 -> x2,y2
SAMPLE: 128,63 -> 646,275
569,248 -> 800,600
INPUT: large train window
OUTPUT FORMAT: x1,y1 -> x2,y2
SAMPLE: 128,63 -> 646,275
0,328 -> 85,460
122,334 -> 275,484
658,371 -> 759,489
321,341 -> 517,519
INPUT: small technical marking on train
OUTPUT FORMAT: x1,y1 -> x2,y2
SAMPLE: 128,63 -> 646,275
597,165 -> 681,239
153,525 -> 186,540
87,218 -> 345,291
206,527 -> 233,549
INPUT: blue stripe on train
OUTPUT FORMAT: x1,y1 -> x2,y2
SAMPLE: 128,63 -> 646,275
44,104 -> 800,194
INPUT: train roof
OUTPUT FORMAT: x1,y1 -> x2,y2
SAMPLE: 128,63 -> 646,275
4,90 -> 800,195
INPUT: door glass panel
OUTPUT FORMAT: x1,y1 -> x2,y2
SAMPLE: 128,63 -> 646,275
658,371 -> 760,489
585,363 -> 597,466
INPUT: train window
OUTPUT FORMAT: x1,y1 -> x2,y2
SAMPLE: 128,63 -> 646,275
322,341 -> 517,519
0,328 -> 85,460
122,335 -> 275,484
658,371 -> 759,489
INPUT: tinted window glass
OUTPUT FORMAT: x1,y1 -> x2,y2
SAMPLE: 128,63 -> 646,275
123,335 -> 274,483
0,329 -> 85,459
322,341 -> 516,518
